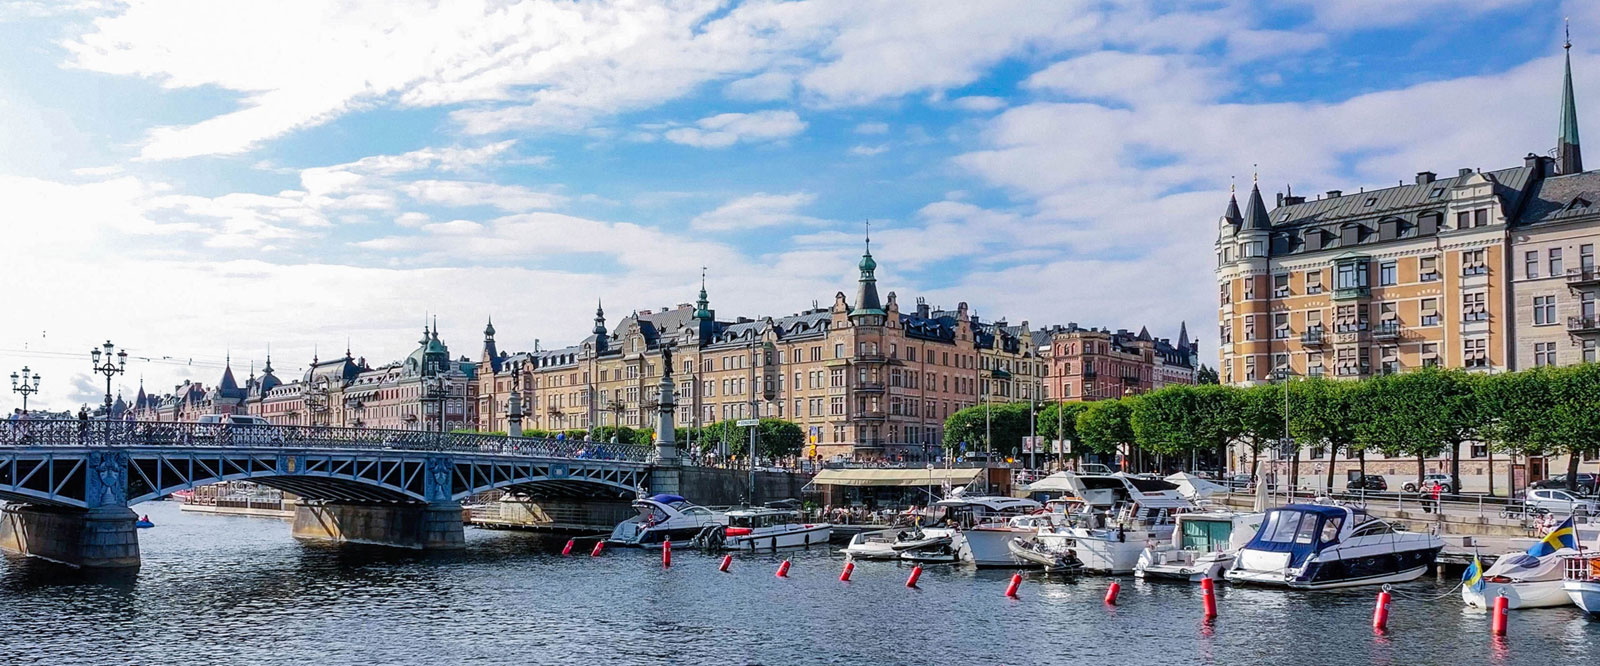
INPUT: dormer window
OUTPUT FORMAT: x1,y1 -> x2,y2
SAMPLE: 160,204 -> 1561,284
1364,197 -> 1377,207
1429,187 -> 1445,199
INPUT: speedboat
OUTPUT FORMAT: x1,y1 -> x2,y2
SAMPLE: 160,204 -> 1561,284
932,496 -> 1043,567
1024,474 -> 1197,574
1136,511 -> 1263,582
606,494 -> 724,548
1563,554 -> 1600,613
1225,503 -> 1443,589
1464,550 -> 1574,609
841,528 -> 903,560
1008,536 -> 1083,573
135,515 -> 155,529
717,507 -> 831,550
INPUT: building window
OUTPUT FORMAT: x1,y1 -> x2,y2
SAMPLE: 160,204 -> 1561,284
1244,357 -> 1257,382
1420,298 -> 1440,326
1244,277 -> 1255,300
1533,295 -> 1556,325
1584,339 -> 1597,364
1462,292 -> 1488,322
1305,270 -> 1323,294
1273,274 -> 1290,297
1526,250 -> 1540,279
1380,346 -> 1399,375
1219,283 -> 1231,305
1419,255 -> 1440,282
1582,244 -> 1596,272
1307,352 -> 1324,378
1273,313 -> 1289,339
1462,250 -> 1487,275
1534,342 -> 1557,367
1273,353 -> 1289,372
1464,338 -> 1488,368
1379,261 -> 1396,286
1474,208 -> 1489,227
1551,248 -> 1564,276
1334,304 -> 1366,333
834,343 -> 844,359
1335,260 -> 1369,291
1421,343 -> 1440,368
1244,317 -> 1256,341
1456,211 -> 1470,228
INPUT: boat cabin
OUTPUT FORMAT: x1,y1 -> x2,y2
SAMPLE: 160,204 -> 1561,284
934,496 -> 1041,528
726,508 -> 802,529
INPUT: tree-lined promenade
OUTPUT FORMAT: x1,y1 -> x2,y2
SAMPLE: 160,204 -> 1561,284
942,364 -> 1600,494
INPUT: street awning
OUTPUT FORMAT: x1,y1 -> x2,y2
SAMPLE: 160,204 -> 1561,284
812,467 -> 983,487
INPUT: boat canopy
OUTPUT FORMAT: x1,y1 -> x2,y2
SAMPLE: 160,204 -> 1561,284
811,467 -> 982,487
646,494 -> 687,504
1242,505 -> 1350,567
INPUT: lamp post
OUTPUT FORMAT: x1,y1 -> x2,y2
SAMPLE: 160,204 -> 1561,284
10,366 -> 40,416
91,341 -> 127,418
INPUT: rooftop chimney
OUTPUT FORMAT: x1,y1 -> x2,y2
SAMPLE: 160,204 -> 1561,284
1458,168 -> 1473,178
1416,171 -> 1435,185
1326,190 -> 1342,198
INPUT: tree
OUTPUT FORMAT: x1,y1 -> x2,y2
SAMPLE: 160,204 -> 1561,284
942,402 -> 1032,457
1037,402 -> 1088,460
1548,364 -> 1600,490
1188,384 -> 1242,473
1387,368 -> 1480,492
1131,385 -> 1206,465
1076,398 -> 1135,468
1477,368 -> 1557,495
1236,384 -> 1285,481
1196,364 -> 1220,385
1287,378 -> 1357,493
694,418 -> 803,459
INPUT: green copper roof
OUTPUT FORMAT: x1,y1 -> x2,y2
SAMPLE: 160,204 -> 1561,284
1562,49 -> 1582,148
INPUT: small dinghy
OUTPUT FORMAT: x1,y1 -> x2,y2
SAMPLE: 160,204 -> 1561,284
891,531 -> 952,552
1008,537 -> 1083,574
135,515 -> 155,529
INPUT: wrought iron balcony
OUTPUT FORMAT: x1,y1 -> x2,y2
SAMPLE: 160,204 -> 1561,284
1569,316 -> 1600,335
853,381 -> 886,392
1333,286 -> 1370,300
1301,327 -> 1328,346
1372,321 -> 1402,340
1568,267 -> 1600,287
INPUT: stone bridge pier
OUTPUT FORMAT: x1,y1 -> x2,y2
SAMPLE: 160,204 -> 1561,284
290,456 -> 464,550
0,451 -> 141,568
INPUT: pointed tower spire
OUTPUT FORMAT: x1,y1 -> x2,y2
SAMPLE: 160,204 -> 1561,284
594,299 -> 609,335
1177,321 -> 1191,349
851,221 -> 884,320
1219,179 -> 1243,239
693,268 -> 714,322
484,316 -> 496,340
1560,19 -> 1584,175
431,315 -> 439,340
1241,174 -> 1271,231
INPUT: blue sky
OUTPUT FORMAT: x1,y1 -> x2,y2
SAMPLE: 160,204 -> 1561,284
0,0 -> 1592,409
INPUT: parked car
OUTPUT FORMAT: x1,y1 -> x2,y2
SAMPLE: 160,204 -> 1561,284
1530,474 -> 1600,494
1346,474 -> 1388,491
1402,474 -> 1452,494
1524,487 -> 1600,516
1224,473 -> 1254,490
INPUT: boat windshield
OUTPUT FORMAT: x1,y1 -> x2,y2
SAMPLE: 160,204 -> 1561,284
1180,519 -> 1232,552
729,512 -> 796,529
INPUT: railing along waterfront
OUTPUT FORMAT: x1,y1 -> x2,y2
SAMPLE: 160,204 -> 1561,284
0,419 -> 653,462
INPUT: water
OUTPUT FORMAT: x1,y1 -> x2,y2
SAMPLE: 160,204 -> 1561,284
2,503 -> 1598,666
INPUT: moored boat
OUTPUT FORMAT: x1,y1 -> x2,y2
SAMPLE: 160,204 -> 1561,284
1464,550 -> 1574,610
1225,504 -> 1442,589
1136,511 -> 1263,582
718,507 -> 832,551
607,494 -> 724,548
1562,554 -> 1600,613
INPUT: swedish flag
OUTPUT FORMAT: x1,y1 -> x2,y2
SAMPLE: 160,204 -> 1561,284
1462,554 -> 1485,593
1528,516 -> 1580,557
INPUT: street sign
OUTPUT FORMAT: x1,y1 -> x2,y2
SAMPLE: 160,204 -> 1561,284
736,418 -> 760,427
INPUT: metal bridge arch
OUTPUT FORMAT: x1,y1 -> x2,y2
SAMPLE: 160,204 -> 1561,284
124,449 -> 433,505
448,459 -> 648,501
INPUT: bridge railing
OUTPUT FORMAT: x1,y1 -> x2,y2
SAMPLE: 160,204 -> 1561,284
0,420 -> 653,463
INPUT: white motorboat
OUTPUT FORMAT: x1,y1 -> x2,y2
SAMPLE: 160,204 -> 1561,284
717,507 -> 832,551
1007,536 -> 1084,573
606,494 -> 724,548
841,528 -> 903,560
1563,554 -> 1600,613
1463,550 -> 1575,609
934,496 -> 1044,567
1136,511 -> 1264,582
1024,473 -> 1197,574
1225,504 -> 1443,589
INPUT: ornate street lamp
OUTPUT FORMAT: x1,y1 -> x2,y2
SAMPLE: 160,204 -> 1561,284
10,366 -> 40,416
91,340 -> 127,418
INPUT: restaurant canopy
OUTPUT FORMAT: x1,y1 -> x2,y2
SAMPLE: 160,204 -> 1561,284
811,467 -> 983,487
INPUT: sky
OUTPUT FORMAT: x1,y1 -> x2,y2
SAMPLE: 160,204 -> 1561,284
1,0 -> 1595,412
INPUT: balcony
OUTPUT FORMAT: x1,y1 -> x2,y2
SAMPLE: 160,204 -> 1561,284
1333,286 -> 1370,300
1568,267 -> 1600,288
855,353 -> 887,363
1372,320 -> 1402,340
1462,264 -> 1489,277
1301,327 -> 1328,346
853,381 -> 886,392
1569,316 -> 1600,335
1334,363 -> 1370,377
1082,368 -> 1097,379
853,410 -> 887,420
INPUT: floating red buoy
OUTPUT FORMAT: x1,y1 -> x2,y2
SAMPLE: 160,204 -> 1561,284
1005,573 -> 1022,598
906,565 -> 923,588
590,540 -> 605,557
1491,593 -> 1508,636
719,554 -> 732,573
562,539 -> 575,556
776,560 -> 791,578
1201,577 -> 1217,620
1373,589 -> 1391,632
840,561 -> 854,582
1105,581 -> 1121,605
663,539 -> 672,568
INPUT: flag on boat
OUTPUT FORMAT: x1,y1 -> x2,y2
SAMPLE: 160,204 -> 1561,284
1461,554 -> 1485,593
1528,516 -> 1579,557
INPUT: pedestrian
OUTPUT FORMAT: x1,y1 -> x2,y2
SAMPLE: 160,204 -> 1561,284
77,406 -> 90,444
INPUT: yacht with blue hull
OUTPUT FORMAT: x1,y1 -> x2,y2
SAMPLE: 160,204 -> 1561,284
1225,504 -> 1443,589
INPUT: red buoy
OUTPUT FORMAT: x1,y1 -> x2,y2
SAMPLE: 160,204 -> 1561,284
1491,593 -> 1509,636
1201,577 -> 1217,620
840,561 -> 854,582
906,565 -> 924,588
1105,581 -> 1120,605
776,559 -> 791,578
1005,573 -> 1022,598
719,554 -> 732,573
590,540 -> 605,557
561,539 -> 575,556
662,539 -> 672,568
1372,589 -> 1391,632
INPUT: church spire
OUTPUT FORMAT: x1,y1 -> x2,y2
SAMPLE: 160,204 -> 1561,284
1560,19 -> 1584,175
693,268 -> 714,322
594,299 -> 608,335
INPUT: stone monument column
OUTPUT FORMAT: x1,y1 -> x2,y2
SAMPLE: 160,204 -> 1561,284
649,345 -> 682,496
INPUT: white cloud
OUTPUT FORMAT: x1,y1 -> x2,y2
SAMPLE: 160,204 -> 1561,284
951,96 -> 1006,112
400,180 -> 565,211
854,121 -> 889,135
1025,52 -> 1227,105
663,110 -> 807,149
724,71 -> 796,101
849,144 -> 888,156
690,192 -> 826,231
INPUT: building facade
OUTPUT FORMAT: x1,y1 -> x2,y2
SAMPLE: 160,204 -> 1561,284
1041,324 -> 1198,402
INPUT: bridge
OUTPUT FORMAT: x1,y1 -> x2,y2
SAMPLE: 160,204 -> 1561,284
0,419 -> 672,568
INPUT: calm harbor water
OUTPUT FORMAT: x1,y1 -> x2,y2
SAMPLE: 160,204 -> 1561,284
2,502 -> 1597,666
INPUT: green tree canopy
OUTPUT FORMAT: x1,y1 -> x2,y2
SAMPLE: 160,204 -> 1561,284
1037,402 -> 1089,454
942,402 -> 1032,455
1075,398 -> 1135,456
